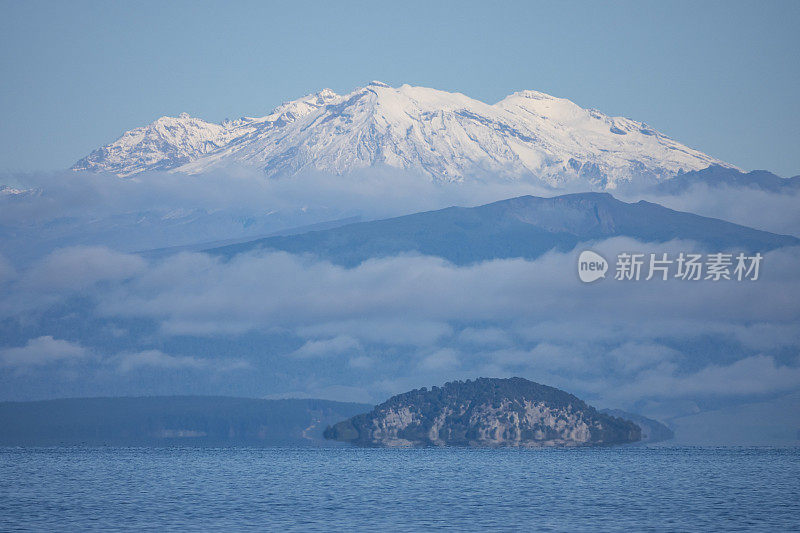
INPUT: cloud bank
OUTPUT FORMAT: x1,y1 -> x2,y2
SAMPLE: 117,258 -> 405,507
0,238 -> 797,416
5,167 -> 796,270
1,166 -> 798,417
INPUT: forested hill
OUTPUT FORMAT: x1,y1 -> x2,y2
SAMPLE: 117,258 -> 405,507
325,377 -> 641,447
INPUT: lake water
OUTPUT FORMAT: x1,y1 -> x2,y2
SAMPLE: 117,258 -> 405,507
1,446 -> 798,532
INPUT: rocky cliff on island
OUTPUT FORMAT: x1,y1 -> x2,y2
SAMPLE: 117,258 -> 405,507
324,377 -> 641,447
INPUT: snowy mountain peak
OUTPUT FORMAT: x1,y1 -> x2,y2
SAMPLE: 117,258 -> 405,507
504,89 -> 559,101
74,83 -> 731,188
73,112 -> 243,177
265,89 -> 341,124
497,90 -> 584,119
315,88 -> 339,100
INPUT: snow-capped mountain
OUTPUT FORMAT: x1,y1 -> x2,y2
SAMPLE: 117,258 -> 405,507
74,82 -> 729,188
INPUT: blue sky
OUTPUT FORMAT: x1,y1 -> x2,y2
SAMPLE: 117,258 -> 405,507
1,0 -> 798,176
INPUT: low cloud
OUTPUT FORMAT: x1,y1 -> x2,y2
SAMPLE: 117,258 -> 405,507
4,168 -> 798,275
89,243 -> 799,335
0,336 -> 249,378
607,342 -> 683,374
111,350 -> 250,374
0,238 -> 798,413
457,327 -> 514,347
604,355 -> 800,402
0,168 -> 560,266
0,254 -> 15,285
4,165 -> 796,413
298,320 -> 453,347
419,348 -> 461,371
0,246 -> 146,316
291,336 -> 361,359
627,184 -> 800,236
114,350 -> 220,373
21,246 -> 146,292
0,336 -> 89,369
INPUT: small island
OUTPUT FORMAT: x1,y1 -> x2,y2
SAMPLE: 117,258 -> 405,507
325,377 -> 641,447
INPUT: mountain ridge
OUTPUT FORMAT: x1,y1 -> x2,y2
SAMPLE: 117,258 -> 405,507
208,192 -> 799,266
655,165 -> 800,194
0,396 -> 372,446
73,82 -> 729,188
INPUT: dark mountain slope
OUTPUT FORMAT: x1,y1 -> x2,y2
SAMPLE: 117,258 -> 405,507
209,193 -> 799,266
0,396 -> 371,446
654,165 -> 800,194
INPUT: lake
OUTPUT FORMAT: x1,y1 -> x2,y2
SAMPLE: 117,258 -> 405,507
1,446 -> 798,531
